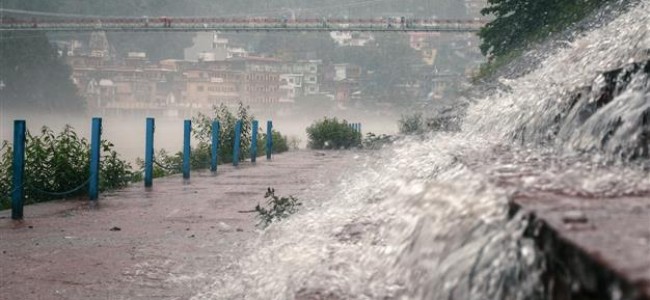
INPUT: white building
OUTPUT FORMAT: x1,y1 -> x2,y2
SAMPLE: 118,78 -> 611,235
279,73 -> 304,103
329,31 -> 375,47
185,32 -> 227,61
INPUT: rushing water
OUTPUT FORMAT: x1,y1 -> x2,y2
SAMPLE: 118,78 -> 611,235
193,1 -> 650,299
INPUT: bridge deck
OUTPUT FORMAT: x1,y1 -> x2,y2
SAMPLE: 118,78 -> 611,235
0,18 -> 485,32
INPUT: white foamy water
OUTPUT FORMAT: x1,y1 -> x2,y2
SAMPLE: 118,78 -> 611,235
193,1 -> 650,299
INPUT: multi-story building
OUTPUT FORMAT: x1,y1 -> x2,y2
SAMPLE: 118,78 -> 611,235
279,74 -> 304,103
67,32 -> 331,115
182,67 -> 243,108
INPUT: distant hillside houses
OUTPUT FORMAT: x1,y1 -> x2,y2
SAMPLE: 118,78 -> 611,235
69,55 -> 333,118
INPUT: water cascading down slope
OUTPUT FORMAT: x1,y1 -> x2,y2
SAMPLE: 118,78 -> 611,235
192,1 -> 650,299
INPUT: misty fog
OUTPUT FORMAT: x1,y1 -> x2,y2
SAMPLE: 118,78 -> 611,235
0,0 -> 484,163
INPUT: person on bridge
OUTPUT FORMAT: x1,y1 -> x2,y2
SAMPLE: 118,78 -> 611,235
161,17 -> 172,28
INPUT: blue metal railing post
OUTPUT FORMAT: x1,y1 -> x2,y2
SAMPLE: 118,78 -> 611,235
211,121 -> 220,173
89,117 -> 102,202
144,117 -> 155,188
11,120 -> 26,220
251,120 -> 258,163
233,120 -> 242,166
183,120 -> 191,179
266,120 -> 273,160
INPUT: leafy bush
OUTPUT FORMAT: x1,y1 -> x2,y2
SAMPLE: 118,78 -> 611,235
255,187 -> 301,228
306,117 -> 362,150
398,113 -> 424,135
193,102 -> 255,164
149,103 -> 290,176
0,125 -> 133,209
270,130 -> 289,154
147,103 -> 253,176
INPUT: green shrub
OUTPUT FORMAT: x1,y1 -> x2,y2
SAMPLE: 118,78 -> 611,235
0,125 -> 133,209
149,103 -> 290,176
193,102 -> 255,164
255,187 -> 301,228
270,130 -> 289,154
306,117 -> 361,150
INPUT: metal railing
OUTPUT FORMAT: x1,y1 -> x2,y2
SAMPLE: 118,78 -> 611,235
1,117 -> 277,220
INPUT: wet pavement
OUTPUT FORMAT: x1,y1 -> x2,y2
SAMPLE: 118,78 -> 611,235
0,150 -> 354,300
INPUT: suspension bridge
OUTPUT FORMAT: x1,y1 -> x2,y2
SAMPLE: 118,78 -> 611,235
0,15 -> 486,33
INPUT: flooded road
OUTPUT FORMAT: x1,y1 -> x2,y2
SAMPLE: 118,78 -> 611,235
0,151 -> 355,300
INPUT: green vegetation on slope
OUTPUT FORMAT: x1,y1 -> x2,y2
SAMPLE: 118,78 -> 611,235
477,0 -> 614,78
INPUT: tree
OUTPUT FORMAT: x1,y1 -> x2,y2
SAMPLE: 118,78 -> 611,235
0,31 -> 85,112
478,0 -> 610,59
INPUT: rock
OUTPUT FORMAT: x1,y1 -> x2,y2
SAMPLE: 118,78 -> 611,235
109,226 -> 121,231
562,210 -> 588,223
